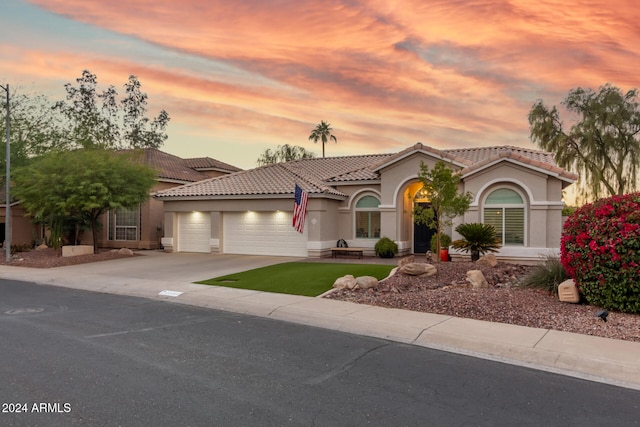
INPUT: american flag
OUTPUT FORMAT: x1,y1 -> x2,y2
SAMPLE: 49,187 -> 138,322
292,184 -> 308,233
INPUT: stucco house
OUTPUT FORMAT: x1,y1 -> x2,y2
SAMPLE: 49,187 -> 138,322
155,143 -> 577,263
94,148 -> 242,250
0,189 -> 40,248
1,148 -> 241,250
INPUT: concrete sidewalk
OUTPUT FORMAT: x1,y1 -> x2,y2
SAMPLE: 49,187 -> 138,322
1,250 -> 639,391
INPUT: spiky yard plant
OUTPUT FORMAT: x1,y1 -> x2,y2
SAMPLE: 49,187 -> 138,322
451,223 -> 501,262
519,255 -> 568,295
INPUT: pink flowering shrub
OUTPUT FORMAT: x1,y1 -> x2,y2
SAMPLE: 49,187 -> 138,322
561,193 -> 640,313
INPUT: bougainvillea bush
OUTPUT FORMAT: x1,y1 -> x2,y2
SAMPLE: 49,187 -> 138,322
561,193 -> 640,314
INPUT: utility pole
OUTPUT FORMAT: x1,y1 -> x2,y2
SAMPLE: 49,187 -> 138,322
0,84 -> 9,264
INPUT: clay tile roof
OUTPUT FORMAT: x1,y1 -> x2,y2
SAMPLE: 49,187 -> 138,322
155,143 -> 577,199
370,142 -> 469,171
121,148 -> 242,183
155,153 -> 396,199
286,153 -> 393,181
155,162 -> 347,199
137,148 -> 210,182
448,146 -> 578,181
444,145 -> 552,164
184,157 -> 242,173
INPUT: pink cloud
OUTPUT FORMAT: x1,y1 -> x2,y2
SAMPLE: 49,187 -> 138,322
9,0 -> 639,169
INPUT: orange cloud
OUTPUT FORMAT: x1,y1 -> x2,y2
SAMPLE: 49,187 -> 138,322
8,0 -> 640,169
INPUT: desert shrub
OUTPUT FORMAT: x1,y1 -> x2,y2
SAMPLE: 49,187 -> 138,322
519,255 -> 568,295
451,223 -> 501,262
431,233 -> 451,252
561,193 -> 640,313
374,237 -> 398,258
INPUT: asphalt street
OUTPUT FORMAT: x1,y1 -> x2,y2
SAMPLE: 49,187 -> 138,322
1,279 -> 638,426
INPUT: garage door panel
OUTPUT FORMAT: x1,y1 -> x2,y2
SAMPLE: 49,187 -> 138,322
223,212 -> 307,257
178,212 -> 211,253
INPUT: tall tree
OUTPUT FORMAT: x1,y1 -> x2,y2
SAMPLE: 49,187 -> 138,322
256,144 -> 316,165
13,148 -> 157,254
412,161 -> 472,259
308,120 -> 337,158
529,83 -> 640,200
0,88 -> 67,178
54,70 -> 170,149
122,75 -> 170,148
53,70 -> 119,148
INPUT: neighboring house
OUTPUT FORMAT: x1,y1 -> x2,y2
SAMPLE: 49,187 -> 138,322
2,149 -> 241,250
94,149 -> 242,250
155,143 -> 577,263
0,187 -> 40,248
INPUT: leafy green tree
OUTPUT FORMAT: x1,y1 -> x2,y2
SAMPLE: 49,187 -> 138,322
412,161 -> 472,258
54,70 -> 170,149
529,83 -> 640,201
308,120 -> 337,158
256,144 -> 316,165
53,70 -> 119,148
0,88 -> 67,179
13,148 -> 157,254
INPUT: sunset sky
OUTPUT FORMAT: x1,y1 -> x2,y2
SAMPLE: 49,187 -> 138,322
1,0 -> 639,170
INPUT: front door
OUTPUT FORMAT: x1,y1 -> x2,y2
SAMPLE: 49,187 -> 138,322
413,203 -> 436,253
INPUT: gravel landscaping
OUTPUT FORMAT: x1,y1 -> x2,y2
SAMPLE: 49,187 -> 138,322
324,257 -> 640,343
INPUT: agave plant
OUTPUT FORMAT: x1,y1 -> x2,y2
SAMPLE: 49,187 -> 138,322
451,223 -> 501,262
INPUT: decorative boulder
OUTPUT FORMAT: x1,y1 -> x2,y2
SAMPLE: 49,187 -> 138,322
466,270 -> 489,288
118,248 -> 134,256
398,255 -> 415,267
558,279 -> 580,303
477,254 -> 498,267
398,263 -> 437,277
356,276 -> 379,289
35,243 -> 48,251
333,275 -> 357,290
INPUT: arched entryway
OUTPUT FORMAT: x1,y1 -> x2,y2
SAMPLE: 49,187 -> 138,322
402,182 -> 436,254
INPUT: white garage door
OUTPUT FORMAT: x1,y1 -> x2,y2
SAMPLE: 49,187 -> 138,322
223,211 -> 307,257
177,212 -> 211,253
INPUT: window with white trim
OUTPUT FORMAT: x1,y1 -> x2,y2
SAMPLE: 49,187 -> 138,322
355,195 -> 380,239
108,206 -> 141,241
483,188 -> 525,246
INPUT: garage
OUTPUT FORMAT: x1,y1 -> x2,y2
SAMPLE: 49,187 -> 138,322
223,211 -> 307,257
177,212 -> 211,253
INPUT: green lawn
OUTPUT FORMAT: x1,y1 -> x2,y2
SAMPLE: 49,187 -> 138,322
196,262 -> 395,297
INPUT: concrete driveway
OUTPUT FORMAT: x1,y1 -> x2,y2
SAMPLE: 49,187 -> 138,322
51,250 -> 303,283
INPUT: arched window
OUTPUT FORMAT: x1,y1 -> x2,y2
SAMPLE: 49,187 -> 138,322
483,188 -> 525,246
355,195 -> 380,239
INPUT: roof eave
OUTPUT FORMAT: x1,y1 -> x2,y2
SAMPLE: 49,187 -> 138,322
157,177 -> 201,185
461,157 -> 578,183
326,179 -> 381,186
154,193 -> 347,201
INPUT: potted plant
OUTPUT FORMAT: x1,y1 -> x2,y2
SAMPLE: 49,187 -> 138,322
374,237 -> 398,258
431,233 -> 451,262
450,223 -> 501,261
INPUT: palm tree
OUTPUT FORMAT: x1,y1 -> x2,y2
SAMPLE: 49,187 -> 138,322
450,223 -> 501,262
308,120 -> 337,158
